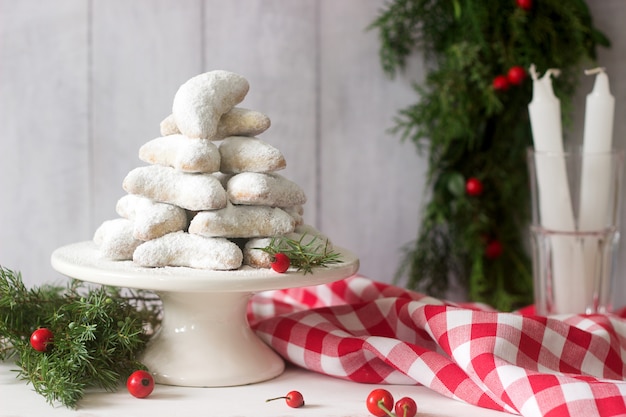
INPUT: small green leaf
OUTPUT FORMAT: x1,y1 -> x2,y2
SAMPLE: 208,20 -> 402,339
447,173 -> 465,197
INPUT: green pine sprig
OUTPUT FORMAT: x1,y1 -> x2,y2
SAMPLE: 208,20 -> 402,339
0,266 -> 162,408
369,0 -> 609,311
257,234 -> 342,274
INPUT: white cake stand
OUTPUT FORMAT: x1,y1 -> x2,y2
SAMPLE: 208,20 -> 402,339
51,241 -> 359,387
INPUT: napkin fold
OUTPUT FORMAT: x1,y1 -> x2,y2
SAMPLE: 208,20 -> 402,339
249,275 -> 626,417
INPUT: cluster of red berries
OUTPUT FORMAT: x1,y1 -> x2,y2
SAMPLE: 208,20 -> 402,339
492,0 -> 532,89
493,65 -> 527,92
367,388 -> 417,417
29,327 -> 155,399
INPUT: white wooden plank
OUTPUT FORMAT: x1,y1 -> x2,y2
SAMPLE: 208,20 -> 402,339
91,0 -> 204,228
319,0 -> 428,284
203,0 -> 319,223
0,1 -> 89,287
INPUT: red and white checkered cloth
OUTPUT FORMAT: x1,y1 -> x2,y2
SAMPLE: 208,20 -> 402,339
248,275 -> 626,417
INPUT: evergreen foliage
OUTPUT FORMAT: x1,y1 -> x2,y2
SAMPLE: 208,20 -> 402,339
0,266 -> 161,408
369,0 -> 609,310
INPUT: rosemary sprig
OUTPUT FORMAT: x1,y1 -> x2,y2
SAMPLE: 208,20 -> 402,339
257,233 -> 342,274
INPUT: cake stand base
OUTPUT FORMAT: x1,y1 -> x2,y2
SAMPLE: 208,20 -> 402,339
143,291 -> 284,386
50,241 -> 359,387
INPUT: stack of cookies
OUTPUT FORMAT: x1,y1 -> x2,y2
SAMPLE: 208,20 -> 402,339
93,70 -> 324,271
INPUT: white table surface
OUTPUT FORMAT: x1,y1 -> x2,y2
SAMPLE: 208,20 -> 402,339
0,360 -> 511,417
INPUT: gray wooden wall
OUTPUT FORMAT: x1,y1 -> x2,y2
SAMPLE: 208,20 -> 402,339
1,1 -> 625,307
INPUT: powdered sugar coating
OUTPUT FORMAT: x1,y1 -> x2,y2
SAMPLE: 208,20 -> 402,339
123,165 -> 227,211
219,136 -> 285,174
93,218 -> 142,260
116,194 -> 188,241
189,203 -> 295,238
215,108 -> 271,139
139,135 -> 221,173
212,172 -> 233,188
133,231 -> 243,270
160,107 -> 271,140
227,172 -> 306,207
172,70 -> 249,139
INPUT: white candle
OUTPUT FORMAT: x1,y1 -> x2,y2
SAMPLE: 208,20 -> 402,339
528,65 -> 580,314
528,65 -> 575,231
528,65 -> 564,155
579,68 -> 615,312
582,68 -> 614,154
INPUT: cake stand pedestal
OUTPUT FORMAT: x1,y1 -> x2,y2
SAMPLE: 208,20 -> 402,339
51,242 -> 359,387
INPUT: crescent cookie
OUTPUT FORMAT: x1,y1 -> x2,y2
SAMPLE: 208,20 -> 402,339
159,108 -> 271,140
133,231 -> 243,270
93,218 -> 142,260
215,107 -> 271,140
172,70 -> 249,139
219,136 -> 285,174
227,172 -> 306,207
189,203 -> 295,238
116,194 -> 188,241
123,165 -> 227,211
138,135 -> 221,173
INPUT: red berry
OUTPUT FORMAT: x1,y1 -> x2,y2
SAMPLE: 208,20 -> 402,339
285,391 -> 304,408
516,0 -> 532,11
127,370 -> 154,398
485,240 -> 503,259
366,388 -> 394,417
265,390 -> 305,408
465,177 -> 483,197
271,253 -> 290,273
492,75 -> 509,91
395,397 -> 418,417
30,328 -> 54,352
507,66 -> 526,86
